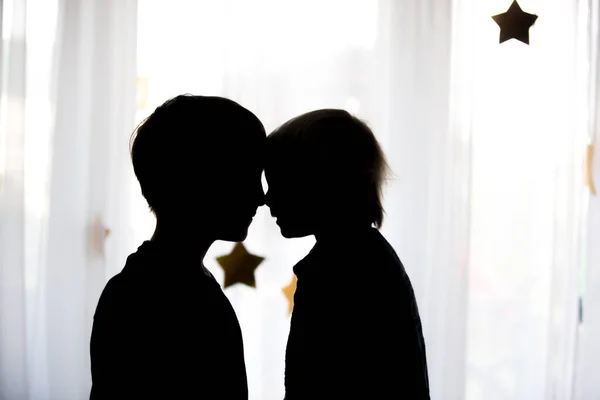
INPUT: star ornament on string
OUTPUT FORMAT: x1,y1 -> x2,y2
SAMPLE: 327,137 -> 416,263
216,242 -> 265,289
492,1 -> 538,45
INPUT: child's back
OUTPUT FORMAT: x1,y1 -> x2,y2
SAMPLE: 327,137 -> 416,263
90,241 -> 247,399
90,94 -> 266,399
285,227 -> 429,399
265,109 -> 430,399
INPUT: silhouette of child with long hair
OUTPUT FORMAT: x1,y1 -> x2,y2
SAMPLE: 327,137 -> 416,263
90,95 -> 265,399
265,109 -> 430,399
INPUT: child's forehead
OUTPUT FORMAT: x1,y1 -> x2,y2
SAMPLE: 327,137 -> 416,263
264,158 -> 312,182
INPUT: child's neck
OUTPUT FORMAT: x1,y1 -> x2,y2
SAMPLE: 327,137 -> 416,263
150,218 -> 214,267
314,222 -> 372,242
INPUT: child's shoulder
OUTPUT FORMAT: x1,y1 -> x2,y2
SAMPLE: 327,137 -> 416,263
93,272 -> 128,321
98,268 -> 137,304
98,247 -> 156,299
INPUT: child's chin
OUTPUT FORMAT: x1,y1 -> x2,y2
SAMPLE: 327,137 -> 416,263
279,225 -> 311,239
219,227 -> 250,242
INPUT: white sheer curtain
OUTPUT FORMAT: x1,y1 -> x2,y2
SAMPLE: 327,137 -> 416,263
0,0 -> 138,398
575,0 -> 600,398
1,0 -> 597,399
454,1 -> 590,398
374,1 -> 469,398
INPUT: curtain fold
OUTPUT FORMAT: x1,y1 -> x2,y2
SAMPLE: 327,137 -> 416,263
575,0 -> 600,398
453,0 -> 589,399
374,1 -> 470,399
0,0 -> 28,397
0,0 -> 138,398
44,1 -> 138,397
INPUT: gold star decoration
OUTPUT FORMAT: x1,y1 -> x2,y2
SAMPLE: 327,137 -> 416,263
492,1 -> 538,45
90,216 -> 111,258
586,144 -> 596,195
282,274 -> 297,314
216,242 -> 264,288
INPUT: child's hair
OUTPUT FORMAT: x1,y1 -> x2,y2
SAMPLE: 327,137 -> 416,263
130,94 -> 265,215
267,109 -> 390,228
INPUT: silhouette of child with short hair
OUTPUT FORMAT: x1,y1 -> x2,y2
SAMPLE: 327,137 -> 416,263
90,94 -> 265,399
265,109 -> 430,399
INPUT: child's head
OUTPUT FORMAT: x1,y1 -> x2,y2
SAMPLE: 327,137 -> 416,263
131,94 -> 266,242
265,109 -> 389,239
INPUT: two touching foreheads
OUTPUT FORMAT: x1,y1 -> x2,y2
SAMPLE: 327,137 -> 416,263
129,94 -> 390,240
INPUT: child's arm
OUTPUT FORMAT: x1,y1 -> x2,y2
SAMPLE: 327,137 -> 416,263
302,279 -> 429,399
89,278 -> 129,399
372,279 -> 431,399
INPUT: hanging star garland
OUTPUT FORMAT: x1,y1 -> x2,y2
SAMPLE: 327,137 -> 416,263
282,274 -> 297,315
492,1 -> 538,45
216,242 -> 264,288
